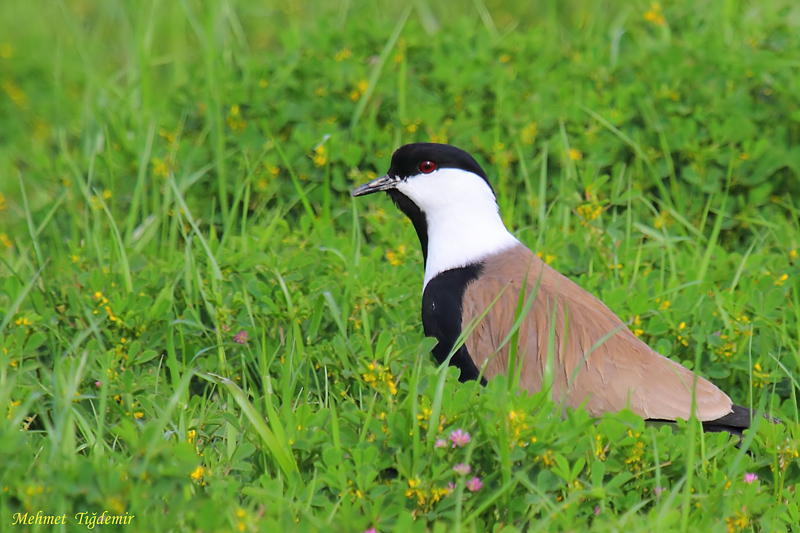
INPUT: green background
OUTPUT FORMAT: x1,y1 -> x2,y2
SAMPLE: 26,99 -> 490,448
1,0 -> 798,530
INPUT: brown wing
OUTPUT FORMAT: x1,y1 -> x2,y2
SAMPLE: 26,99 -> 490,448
462,244 -> 733,422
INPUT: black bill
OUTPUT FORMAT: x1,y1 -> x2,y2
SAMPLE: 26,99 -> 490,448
351,174 -> 401,197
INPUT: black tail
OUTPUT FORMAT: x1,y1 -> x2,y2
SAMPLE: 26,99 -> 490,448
701,404 -> 780,436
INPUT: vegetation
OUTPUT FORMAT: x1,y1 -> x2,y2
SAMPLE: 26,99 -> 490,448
1,0 -> 798,530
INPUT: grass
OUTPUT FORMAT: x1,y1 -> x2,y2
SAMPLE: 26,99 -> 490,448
1,0 -> 799,530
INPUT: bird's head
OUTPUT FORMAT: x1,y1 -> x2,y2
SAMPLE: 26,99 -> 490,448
351,143 -> 497,213
352,143 -> 518,285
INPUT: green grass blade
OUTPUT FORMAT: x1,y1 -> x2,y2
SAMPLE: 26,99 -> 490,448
205,372 -> 299,477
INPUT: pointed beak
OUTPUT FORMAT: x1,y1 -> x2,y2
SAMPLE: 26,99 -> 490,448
351,174 -> 400,197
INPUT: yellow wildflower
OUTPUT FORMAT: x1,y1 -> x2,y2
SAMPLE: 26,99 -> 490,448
226,105 -> 246,133
521,122 -> 538,145
753,363 -> 772,388
348,80 -> 369,102
190,466 -> 205,480
334,48 -> 351,62
625,440 -> 645,472
595,434 -> 606,461
507,409 -> 529,447
385,244 -> 406,266
644,2 -> 666,26
7,400 -> 20,419
152,157 -> 170,178
776,439 -> 799,471
726,510 -> 749,532
569,148 -> 582,161
102,496 -> 124,515
158,128 -> 177,145
538,450 -> 555,467
24,485 -> 44,497
577,203 -> 602,223
631,315 -> 644,337
362,361 -> 397,395
0,233 -> 12,248
1,80 -> 27,107
654,210 -> 672,229
313,145 -> 327,167
535,251 -> 556,265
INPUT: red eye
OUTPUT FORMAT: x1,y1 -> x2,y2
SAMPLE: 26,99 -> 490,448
419,160 -> 436,174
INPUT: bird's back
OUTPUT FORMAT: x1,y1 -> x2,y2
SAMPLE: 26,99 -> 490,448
461,243 -> 734,422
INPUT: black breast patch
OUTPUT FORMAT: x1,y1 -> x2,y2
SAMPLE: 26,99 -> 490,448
421,264 -> 487,384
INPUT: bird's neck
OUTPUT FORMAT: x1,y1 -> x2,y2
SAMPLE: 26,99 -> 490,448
421,202 -> 519,288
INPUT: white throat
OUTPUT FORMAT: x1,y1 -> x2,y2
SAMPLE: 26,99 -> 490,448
395,168 -> 520,288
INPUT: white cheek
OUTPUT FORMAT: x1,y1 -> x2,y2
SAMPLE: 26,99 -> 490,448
396,171 -> 451,208
397,170 -> 489,211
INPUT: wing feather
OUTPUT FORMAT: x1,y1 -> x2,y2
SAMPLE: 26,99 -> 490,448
462,244 -> 733,422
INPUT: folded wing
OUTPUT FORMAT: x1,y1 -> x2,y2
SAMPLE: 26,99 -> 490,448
462,244 -> 733,422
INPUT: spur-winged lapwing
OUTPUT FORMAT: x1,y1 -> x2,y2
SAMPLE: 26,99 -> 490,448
353,142 -> 759,434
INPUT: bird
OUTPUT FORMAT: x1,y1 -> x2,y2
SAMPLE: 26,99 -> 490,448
352,142 -> 762,435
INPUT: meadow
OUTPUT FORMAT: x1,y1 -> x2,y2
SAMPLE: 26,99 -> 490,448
1,0 -> 799,530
